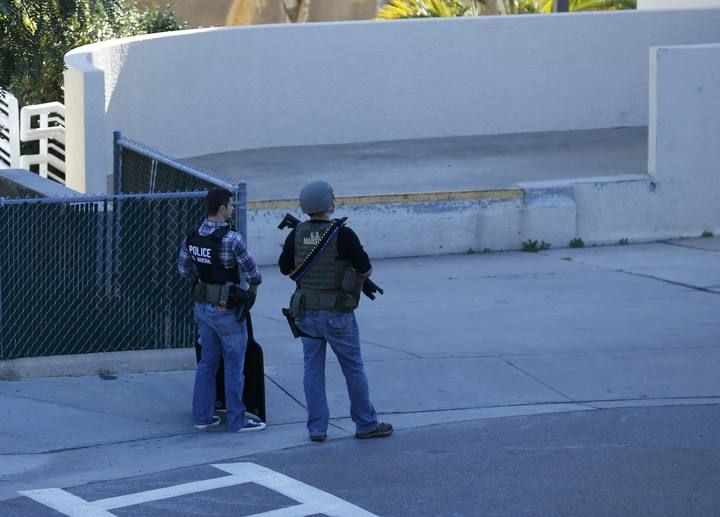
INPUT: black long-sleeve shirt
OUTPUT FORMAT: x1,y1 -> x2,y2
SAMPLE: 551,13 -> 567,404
278,221 -> 371,276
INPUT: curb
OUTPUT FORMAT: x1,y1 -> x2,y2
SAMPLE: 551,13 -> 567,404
0,348 -> 196,380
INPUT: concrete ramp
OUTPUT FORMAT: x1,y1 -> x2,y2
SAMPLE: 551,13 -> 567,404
185,127 -> 648,201
184,128 -> 652,265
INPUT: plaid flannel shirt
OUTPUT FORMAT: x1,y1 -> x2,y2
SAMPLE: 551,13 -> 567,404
178,219 -> 262,285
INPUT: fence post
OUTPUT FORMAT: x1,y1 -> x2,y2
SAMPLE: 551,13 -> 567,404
0,209 -> 3,361
113,131 -> 123,195
0,90 -> 20,169
234,181 -> 248,242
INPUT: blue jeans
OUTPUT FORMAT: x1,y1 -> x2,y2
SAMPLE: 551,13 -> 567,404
193,302 -> 248,431
296,310 -> 378,435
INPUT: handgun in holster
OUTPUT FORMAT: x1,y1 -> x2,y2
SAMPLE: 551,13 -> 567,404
282,308 -> 303,339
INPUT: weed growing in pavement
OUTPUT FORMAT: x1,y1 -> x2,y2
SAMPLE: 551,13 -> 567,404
522,239 -> 551,252
98,369 -> 118,380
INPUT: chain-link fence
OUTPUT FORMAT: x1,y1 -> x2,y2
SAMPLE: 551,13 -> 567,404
0,134 -> 249,360
0,192 -> 207,360
114,131 -> 235,194
113,131 -> 247,238
0,175 -> 42,198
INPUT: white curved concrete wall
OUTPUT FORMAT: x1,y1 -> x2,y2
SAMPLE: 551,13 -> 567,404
64,52 -> 107,194
248,42 -> 720,265
638,0 -> 720,8
513,42 -> 720,250
65,9 -> 720,194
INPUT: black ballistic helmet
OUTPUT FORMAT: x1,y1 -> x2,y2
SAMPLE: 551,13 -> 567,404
299,180 -> 334,214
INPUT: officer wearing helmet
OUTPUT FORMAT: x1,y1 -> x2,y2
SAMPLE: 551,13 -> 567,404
278,180 -> 393,442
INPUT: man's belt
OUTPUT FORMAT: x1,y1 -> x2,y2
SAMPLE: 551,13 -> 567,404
194,281 -> 246,307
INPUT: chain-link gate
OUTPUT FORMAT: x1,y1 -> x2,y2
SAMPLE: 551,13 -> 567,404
0,193 -> 207,359
0,134 -> 248,360
114,131 -> 234,194
113,131 -> 247,239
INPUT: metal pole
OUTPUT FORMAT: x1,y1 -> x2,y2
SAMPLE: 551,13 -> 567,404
234,182 -> 248,242
553,0 -> 570,12
113,131 -> 122,195
0,191 -> 207,206
233,182 -> 249,289
0,202 -> 3,360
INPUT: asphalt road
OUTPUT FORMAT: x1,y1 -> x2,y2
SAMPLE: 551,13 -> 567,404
3,404 -> 718,517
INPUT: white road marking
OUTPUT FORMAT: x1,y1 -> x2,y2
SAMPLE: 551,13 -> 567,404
244,503 -> 316,517
17,488 -> 114,516
19,462 -> 379,517
92,469 -> 258,510
215,463 -> 378,516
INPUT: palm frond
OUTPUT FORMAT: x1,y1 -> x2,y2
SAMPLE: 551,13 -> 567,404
0,0 -> 186,106
571,0 -> 635,11
540,0 -> 635,12
376,0 -> 486,20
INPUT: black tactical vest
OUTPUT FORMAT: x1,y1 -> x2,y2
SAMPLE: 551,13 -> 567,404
186,226 -> 240,285
294,221 -> 345,290
292,221 -> 358,312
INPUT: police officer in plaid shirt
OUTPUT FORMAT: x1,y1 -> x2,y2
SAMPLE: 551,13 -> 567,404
178,188 -> 266,433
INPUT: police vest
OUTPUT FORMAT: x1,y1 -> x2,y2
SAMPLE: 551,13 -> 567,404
293,221 -> 360,313
186,225 -> 239,285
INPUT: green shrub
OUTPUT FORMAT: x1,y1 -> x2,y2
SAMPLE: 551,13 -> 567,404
376,0 -> 635,19
376,0 -> 485,19
522,239 -> 551,252
569,237 -> 585,248
0,0 -> 187,107
535,0 -> 636,12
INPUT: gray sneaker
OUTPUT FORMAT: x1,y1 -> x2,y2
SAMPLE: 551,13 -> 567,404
234,416 -> 266,433
194,415 -> 222,430
355,422 -> 393,439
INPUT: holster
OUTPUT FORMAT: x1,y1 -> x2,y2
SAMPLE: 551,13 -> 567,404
338,269 -> 363,312
282,291 -> 322,339
282,308 -> 303,339
289,290 -> 304,317
194,281 -> 252,314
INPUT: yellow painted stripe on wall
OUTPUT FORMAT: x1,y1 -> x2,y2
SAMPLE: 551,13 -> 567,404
249,189 -> 523,210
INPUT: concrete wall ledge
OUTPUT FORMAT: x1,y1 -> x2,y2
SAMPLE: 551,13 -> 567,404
517,174 -> 652,190
247,176 -> 690,266
0,169 -> 81,199
0,349 -> 195,380
249,188 -> 528,265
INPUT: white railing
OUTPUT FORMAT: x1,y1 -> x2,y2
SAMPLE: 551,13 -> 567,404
19,102 -> 66,183
0,91 -> 66,184
0,90 -> 20,169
